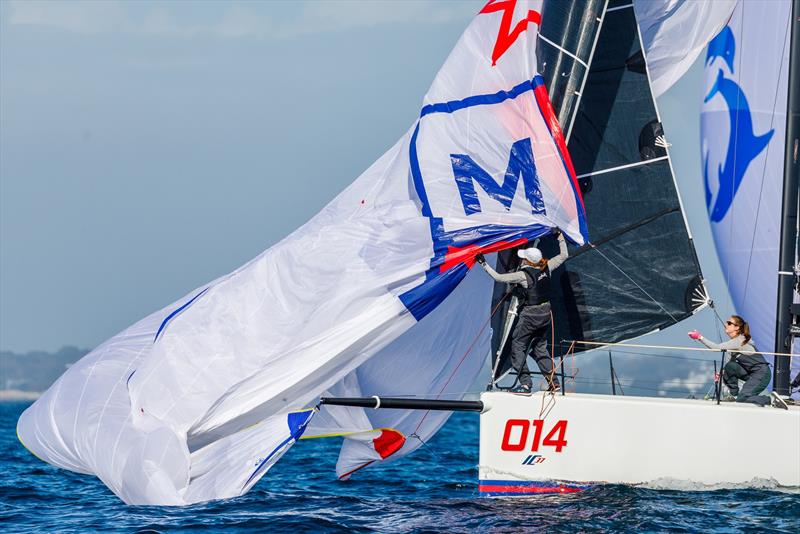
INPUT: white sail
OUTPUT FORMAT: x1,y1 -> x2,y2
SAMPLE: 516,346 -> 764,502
17,0 -> 588,505
700,2 -> 792,379
635,0 -> 737,97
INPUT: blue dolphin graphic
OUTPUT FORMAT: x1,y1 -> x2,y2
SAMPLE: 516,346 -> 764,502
706,26 -> 735,73
703,69 -> 774,222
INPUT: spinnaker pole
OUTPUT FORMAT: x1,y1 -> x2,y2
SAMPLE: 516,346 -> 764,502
319,397 -> 485,413
774,0 -> 800,396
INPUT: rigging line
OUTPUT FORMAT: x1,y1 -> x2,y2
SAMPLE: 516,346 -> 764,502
569,207 -> 680,259
742,11 -> 792,302
560,344 -> 719,363
605,3 -> 633,13
711,306 -> 726,347
413,291 -> 509,435
408,433 -> 446,463
569,339 -> 797,358
589,243 -> 680,323
537,34 -> 588,67
608,348 -> 719,363
565,376 -> 707,395
708,300 -> 726,327
574,376 -> 712,387
575,156 -> 669,179
725,6 -> 746,311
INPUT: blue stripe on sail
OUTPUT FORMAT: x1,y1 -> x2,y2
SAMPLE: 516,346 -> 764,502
241,410 -> 314,491
419,77 -> 542,118
153,287 -> 210,343
400,76 -> 557,321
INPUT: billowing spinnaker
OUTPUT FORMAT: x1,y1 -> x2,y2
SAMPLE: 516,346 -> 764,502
18,0 -> 586,505
701,4 -> 792,377
634,0 -> 737,98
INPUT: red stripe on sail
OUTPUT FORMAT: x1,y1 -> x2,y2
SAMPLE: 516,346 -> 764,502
373,430 -> 406,459
532,83 -> 584,207
439,238 -> 528,273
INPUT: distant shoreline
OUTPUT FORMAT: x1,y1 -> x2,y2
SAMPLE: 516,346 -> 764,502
0,390 -> 40,401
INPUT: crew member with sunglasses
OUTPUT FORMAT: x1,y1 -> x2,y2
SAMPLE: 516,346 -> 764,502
688,315 -> 786,408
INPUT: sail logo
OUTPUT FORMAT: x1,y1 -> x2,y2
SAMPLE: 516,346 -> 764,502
521,454 -> 546,466
480,0 -> 541,66
400,74 -> 586,322
702,25 -> 774,223
451,137 -> 546,216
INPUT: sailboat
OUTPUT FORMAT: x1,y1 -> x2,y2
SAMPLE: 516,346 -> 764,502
328,0 -> 800,495
476,0 -> 800,494
17,0 -> 799,505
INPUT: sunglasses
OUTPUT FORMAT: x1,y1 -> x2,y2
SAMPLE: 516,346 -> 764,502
726,321 -> 738,326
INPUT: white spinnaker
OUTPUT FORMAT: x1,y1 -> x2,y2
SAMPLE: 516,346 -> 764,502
18,0 -> 587,504
701,3 -> 791,379
635,0 -> 737,97
308,256 -> 497,479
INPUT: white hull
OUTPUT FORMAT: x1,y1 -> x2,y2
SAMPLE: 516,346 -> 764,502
478,392 -> 800,494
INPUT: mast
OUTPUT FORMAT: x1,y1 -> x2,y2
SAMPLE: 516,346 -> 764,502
774,0 -> 800,396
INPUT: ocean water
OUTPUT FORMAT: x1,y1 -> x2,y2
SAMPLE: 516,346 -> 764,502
1,401 -> 798,533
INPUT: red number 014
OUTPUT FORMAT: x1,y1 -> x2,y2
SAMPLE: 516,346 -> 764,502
501,419 -> 568,452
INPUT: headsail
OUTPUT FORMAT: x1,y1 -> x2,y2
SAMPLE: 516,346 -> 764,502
700,2 -> 793,384
491,0 -> 707,381
635,0 -> 737,98
17,0 -> 586,505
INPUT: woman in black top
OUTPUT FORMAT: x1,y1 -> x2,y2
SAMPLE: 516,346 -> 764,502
477,230 -> 568,394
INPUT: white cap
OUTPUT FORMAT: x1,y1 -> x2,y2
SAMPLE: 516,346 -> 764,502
517,247 -> 542,263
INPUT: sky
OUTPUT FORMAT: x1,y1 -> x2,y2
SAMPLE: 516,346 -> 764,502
0,0 -> 733,394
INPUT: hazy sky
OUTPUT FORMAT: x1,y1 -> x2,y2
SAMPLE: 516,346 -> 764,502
1,0 -> 727,362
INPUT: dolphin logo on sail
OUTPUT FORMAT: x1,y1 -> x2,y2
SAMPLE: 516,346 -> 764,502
705,26 -> 735,72
702,27 -> 774,223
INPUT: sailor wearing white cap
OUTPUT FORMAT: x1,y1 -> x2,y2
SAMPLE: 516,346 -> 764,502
476,229 -> 569,394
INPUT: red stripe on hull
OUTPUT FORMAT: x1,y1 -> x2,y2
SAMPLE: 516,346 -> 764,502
479,484 -> 584,494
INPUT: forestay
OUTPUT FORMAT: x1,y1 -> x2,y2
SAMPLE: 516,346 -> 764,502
17,0 -> 586,505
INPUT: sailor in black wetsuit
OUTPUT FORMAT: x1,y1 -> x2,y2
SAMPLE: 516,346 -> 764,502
477,230 -> 568,394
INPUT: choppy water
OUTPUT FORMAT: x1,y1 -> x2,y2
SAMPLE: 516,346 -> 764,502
1,401 -> 798,532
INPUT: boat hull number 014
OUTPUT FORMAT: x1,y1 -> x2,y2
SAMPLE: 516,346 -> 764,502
500,419 -> 568,452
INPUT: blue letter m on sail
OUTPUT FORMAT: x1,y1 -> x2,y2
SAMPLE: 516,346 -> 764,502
450,137 -> 546,216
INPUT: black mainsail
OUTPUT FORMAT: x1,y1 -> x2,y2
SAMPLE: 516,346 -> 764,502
491,0 -> 706,380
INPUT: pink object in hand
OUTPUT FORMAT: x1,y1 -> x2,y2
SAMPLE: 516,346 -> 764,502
688,330 -> 701,340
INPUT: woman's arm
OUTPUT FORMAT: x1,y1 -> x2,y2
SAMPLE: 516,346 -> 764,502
696,336 -> 743,351
548,232 -> 569,271
481,262 -> 528,286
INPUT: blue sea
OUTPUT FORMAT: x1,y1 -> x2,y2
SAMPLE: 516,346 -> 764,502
1,401 -> 798,533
